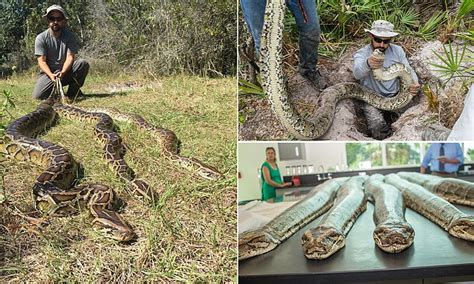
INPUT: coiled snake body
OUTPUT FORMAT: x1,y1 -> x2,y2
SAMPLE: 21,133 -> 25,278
0,98 -> 135,241
260,0 -> 414,140
53,104 -> 158,202
78,107 -> 223,180
1,82 -> 223,241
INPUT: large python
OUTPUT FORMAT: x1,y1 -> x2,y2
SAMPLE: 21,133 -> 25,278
397,171 -> 474,207
260,0 -> 415,140
385,174 -> 474,241
301,176 -> 367,259
239,178 -> 347,260
366,174 -> 414,253
53,104 -> 158,202
0,98 -> 135,241
77,107 -> 223,180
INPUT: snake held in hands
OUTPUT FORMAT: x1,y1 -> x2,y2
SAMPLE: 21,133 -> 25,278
385,174 -> 474,241
260,0 -> 415,140
366,174 -> 414,253
302,176 -> 367,259
239,178 -> 347,260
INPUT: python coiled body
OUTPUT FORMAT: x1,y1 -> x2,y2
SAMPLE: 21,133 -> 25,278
385,174 -> 474,241
366,174 -> 415,253
239,178 -> 347,260
80,107 -> 223,180
0,99 -> 135,241
260,0 -> 414,140
53,104 -> 158,202
397,172 -> 474,207
302,176 -> 367,259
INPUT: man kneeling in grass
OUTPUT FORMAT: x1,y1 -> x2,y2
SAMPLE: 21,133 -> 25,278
353,20 -> 420,140
32,4 -> 89,103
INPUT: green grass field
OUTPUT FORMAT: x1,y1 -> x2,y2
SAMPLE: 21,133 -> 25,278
0,72 -> 237,282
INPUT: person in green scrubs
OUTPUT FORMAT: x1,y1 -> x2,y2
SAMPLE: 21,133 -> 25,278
261,147 -> 292,201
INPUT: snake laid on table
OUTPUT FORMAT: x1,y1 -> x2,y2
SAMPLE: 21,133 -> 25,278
366,174 -> 414,253
0,98 -> 135,241
302,176 -> 367,259
385,174 -> 474,241
397,171 -> 474,207
238,178 -> 347,260
260,0 -> 415,140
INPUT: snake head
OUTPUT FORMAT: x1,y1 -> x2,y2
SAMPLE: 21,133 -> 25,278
198,166 -> 224,180
301,225 -> 345,260
239,230 -> 277,260
372,48 -> 385,59
448,216 -> 474,241
373,222 -> 415,253
130,179 -> 159,204
91,205 -> 136,242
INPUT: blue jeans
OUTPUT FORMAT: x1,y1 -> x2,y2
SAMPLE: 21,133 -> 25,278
240,0 -> 321,74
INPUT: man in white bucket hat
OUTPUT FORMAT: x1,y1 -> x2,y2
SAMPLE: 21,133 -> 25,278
353,20 -> 420,140
32,4 -> 89,102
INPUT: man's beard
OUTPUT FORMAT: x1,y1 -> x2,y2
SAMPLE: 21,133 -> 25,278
51,25 -> 61,32
371,42 -> 386,52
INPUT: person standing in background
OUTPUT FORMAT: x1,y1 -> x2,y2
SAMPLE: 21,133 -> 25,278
420,143 -> 464,177
261,147 -> 292,201
240,0 -> 326,90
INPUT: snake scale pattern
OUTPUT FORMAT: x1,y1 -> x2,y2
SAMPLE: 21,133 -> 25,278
1,84 -> 223,241
397,172 -> 474,207
385,174 -> 474,241
302,176 -> 367,259
240,173 -> 473,261
80,107 -> 223,181
260,0 -> 414,140
0,98 -> 135,241
238,178 -> 347,260
366,174 -> 414,253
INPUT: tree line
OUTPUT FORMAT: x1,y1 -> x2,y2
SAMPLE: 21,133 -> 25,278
0,0 -> 236,77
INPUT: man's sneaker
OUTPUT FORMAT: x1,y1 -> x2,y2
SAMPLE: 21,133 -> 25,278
301,70 -> 328,90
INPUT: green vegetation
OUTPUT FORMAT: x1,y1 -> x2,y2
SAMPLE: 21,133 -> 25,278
346,143 -> 382,170
0,1 -> 236,76
431,43 -> 474,84
239,0 -> 473,98
0,73 -> 236,282
0,90 -> 16,135
238,78 -> 265,97
386,143 -> 420,166
467,148 -> 474,162
278,0 -> 473,58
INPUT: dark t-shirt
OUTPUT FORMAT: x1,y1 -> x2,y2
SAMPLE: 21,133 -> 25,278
34,28 -> 79,72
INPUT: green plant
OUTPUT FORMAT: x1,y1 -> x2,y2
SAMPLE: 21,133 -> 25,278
431,43 -> 473,83
0,89 -> 16,134
455,30 -> 474,42
417,11 -> 447,40
238,78 -> 265,97
451,0 -> 474,28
